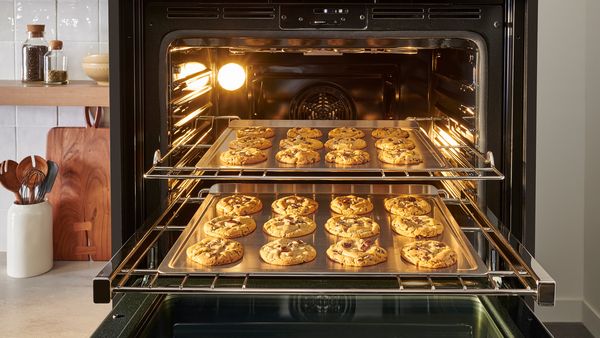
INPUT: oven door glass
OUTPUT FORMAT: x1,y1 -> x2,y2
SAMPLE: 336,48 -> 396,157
94,294 -> 551,338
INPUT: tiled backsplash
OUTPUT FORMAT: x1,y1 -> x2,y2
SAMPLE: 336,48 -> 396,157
0,0 -> 108,251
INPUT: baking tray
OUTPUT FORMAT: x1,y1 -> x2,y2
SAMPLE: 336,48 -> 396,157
195,120 -> 448,172
158,183 -> 487,276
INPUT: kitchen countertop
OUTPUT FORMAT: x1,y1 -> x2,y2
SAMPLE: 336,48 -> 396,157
0,253 -> 111,338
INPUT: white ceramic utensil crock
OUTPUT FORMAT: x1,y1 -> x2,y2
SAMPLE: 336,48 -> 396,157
6,201 -> 53,278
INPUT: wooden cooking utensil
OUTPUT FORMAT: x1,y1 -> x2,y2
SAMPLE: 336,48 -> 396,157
0,160 -> 22,204
17,155 -> 49,203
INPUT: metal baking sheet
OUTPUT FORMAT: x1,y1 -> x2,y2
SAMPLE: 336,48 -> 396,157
195,120 -> 447,172
158,183 -> 487,276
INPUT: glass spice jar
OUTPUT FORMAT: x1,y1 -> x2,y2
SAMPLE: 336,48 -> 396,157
44,40 -> 68,85
22,24 -> 48,82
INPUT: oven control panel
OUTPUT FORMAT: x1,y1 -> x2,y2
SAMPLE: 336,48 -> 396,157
280,6 -> 368,30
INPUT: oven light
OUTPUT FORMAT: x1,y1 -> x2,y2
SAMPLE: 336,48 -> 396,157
176,62 -> 209,91
217,63 -> 246,91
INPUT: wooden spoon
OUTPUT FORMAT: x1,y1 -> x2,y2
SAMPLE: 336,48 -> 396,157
17,155 -> 48,204
0,160 -> 23,204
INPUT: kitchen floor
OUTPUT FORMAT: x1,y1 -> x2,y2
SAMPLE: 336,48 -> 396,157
0,253 -> 111,338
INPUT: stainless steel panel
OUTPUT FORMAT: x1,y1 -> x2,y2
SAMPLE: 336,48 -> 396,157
158,183 -> 487,276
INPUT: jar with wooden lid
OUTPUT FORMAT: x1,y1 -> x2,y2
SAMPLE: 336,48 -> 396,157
22,24 -> 48,82
44,40 -> 68,84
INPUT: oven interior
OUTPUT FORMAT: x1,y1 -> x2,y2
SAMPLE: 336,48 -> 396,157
166,37 -> 482,152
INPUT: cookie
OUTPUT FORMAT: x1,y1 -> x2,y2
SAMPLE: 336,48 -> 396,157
229,136 -> 272,150
325,137 -> 368,150
378,148 -> 423,165
216,194 -> 263,216
220,147 -> 267,165
325,149 -> 370,165
328,127 -> 365,139
374,137 -> 416,151
263,215 -> 317,238
384,195 -> 432,216
279,136 -> 324,150
275,146 -> 321,165
203,215 -> 256,239
330,195 -> 374,215
186,237 -> 243,266
286,127 -> 323,139
260,238 -> 317,266
391,215 -> 444,238
236,126 -> 275,138
371,127 -> 409,139
272,195 -> 318,216
401,240 -> 457,269
326,239 -> 388,267
325,216 -> 380,239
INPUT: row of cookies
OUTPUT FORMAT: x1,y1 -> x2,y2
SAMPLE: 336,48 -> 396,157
219,126 -> 424,166
187,193 -> 457,269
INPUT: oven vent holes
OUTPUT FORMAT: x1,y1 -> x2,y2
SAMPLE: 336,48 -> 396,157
167,7 -> 219,19
223,7 -> 275,19
289,84 -> 356,121
371,7 -> 481,20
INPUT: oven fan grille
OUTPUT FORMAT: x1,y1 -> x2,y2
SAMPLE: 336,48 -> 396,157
289,85 -> 355,120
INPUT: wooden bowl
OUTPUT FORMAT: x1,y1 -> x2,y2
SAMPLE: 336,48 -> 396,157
82,54 -> 109,86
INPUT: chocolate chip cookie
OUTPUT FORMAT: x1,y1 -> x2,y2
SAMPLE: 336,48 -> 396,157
186,237 -> 244,266
216,194 -> 263,216
371,127 -> 409,139
263,215 -> 317,238
391,215 -> 444,238
384,195 -> 432,216
203,215 -> 256,239
326,238 -> 388,267
325,216 -> 380,239
325,149 -> 370,165
236,126 -> 275,138
286,127 -> 323,139
401,240 -> 457,269
271,195 -> 319,216
220,147 -> 267,165
260,238 -> 317,266
330,195 -> 374,215
275,146 -> 321,165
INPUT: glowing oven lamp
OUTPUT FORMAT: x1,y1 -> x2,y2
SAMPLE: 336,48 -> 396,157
217,63 -> 246,91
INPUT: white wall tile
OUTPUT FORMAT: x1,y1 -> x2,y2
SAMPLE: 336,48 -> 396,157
15,0 -> 56,41
99,0 -> 108,42
0,1 -> 14,41
0,41 -> 14,80
62,41 -> 98,80
16,106 -> 57,126
13,42 -> 21,80
16,126 -> 52,160
99,42 -> 108,54
57,0 -> 98,42
0,126 -> 16,160
0,106 -> 16,126
58,106 -> 86,127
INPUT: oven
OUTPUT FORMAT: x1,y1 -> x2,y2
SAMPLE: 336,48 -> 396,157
92,1 -> 554,337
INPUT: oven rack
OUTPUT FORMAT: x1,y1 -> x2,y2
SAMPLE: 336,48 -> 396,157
144,117 -> 504,182
93,183 -> 554,305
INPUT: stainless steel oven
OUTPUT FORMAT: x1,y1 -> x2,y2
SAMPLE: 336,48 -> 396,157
92,1 -> 554,337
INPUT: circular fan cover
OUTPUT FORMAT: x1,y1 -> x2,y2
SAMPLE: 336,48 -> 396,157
289,295 -> 356,321
289,84 -> 356,120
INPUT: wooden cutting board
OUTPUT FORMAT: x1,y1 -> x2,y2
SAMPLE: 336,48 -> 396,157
46,116 -> 110,260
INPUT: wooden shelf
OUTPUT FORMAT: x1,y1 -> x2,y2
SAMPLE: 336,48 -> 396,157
0,80 -> 109,107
